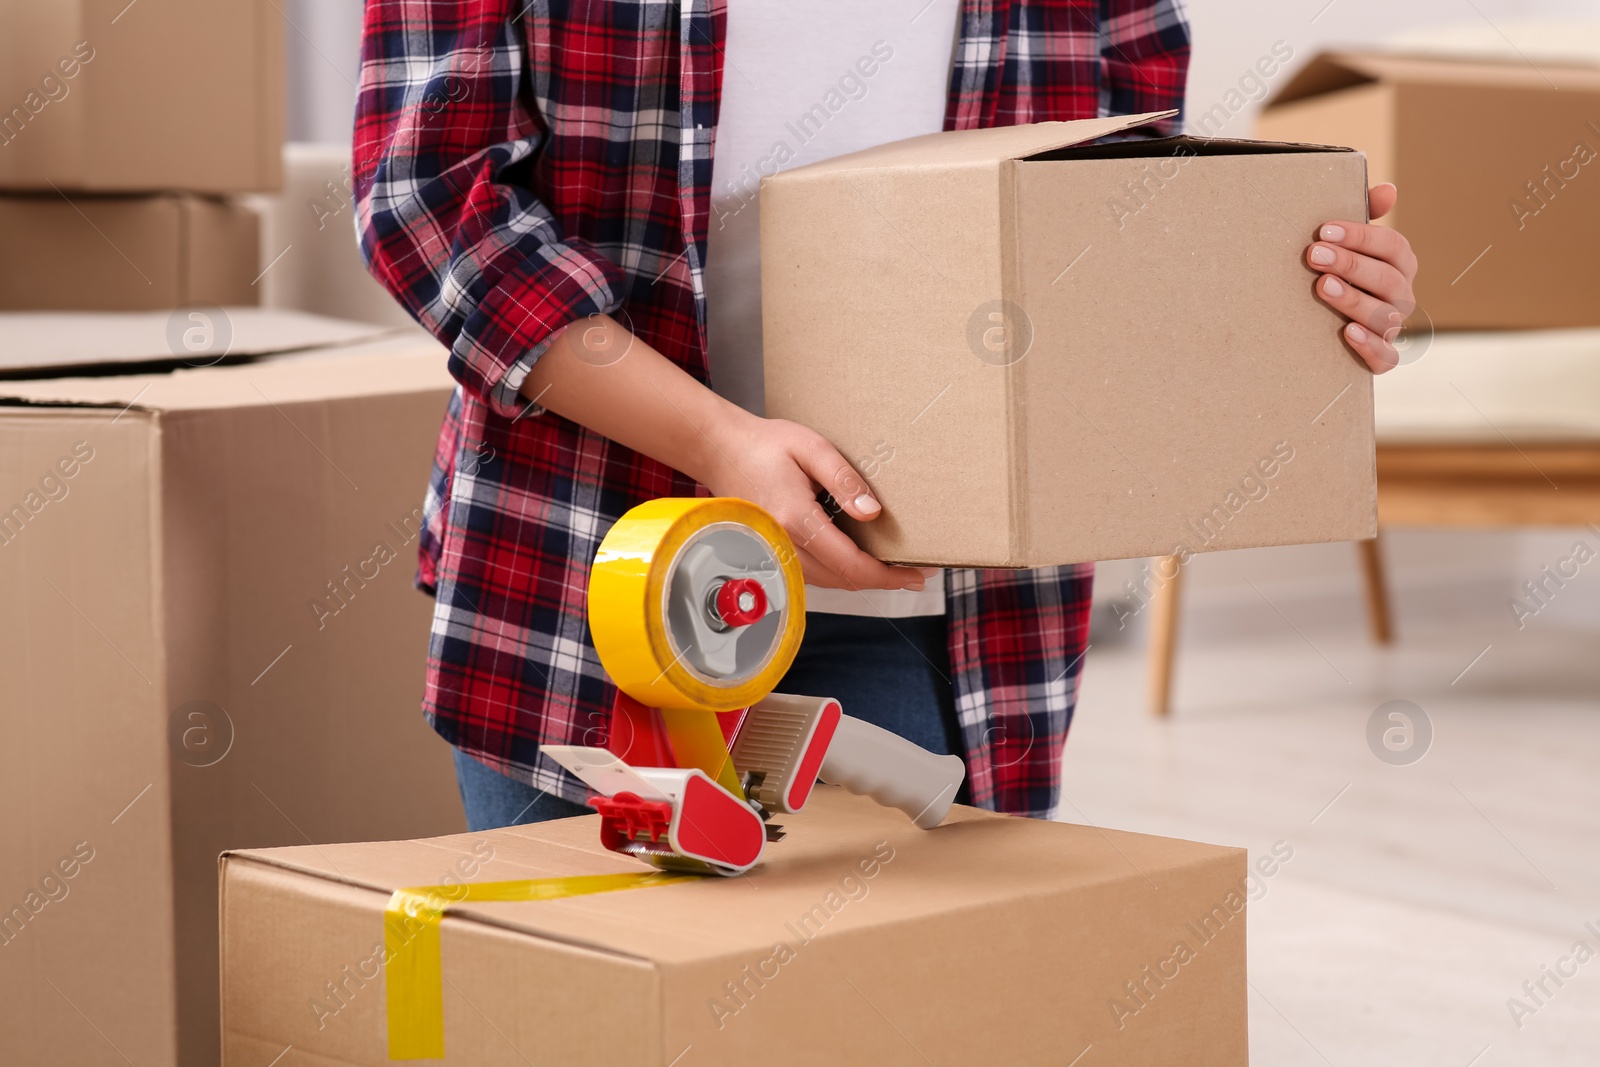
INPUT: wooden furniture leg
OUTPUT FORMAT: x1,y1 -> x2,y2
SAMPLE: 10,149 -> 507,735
1146,555 -> 1183,717
1357,535 -> 1393,645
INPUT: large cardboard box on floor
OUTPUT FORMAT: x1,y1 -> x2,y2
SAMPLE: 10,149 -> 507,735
0,0 -> 283,192
220,788 -> 1249,1066
761,111 -> 1375,568
0,318 -> 466,1067
1256,52 -> 1600,330
0,193 -> 260,311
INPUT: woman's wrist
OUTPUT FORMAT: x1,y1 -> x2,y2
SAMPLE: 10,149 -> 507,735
683,393 -> 761,492
520,312 -> 763,492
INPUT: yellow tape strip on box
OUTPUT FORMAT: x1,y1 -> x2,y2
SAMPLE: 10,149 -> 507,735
384,871 -> 692,1060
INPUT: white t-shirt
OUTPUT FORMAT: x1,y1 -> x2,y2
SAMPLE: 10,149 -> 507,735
705,0 -> 960,617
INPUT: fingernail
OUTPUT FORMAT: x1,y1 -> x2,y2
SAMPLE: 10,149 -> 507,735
852,493 -> 880,514
904,581 -> 926,591
1310,245 -> 1336,266
1321,224 -> 1346,242
1347,322 -> 1368,342
1322,276 -> 1344,298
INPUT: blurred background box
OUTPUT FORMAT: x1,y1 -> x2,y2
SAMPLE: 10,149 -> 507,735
1256,51 -> 1600,330
0,318 -> 465,1067
0,193 -> 260,311
0,0 -> 284,193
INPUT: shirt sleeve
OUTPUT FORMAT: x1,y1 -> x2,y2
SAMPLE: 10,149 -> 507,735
352,1 -> 626,418
1097,0 -> 1192,135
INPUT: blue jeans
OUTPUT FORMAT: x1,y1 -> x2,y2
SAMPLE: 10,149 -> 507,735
453,748 -> 591,830
777,612 -> 962,759
452,611 -> 961,830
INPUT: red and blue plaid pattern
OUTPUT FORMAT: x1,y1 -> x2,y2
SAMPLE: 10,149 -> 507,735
356,0 -> 1189,819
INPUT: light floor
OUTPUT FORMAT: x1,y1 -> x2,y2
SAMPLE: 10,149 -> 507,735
1063,583 -> 1600,1066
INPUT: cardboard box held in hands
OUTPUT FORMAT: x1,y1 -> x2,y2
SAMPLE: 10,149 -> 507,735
1257,52 -> 1600,331
221,788 -> 1251,1067
761,111 -> 1375,568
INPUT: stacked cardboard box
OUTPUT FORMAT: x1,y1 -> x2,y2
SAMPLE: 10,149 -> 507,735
0,313 -> 465,1066
1256,52 -> 1600,330
0,0 -> 283,311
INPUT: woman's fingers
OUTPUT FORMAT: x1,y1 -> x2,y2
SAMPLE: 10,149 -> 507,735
792,545 -> 850,590
1340,320 -> 1399,374
1368,182 -> 1398,220
1316,273 -> 1405,341
1306,239 -> 1415,313
1316,219 -> 1419,289
1309,187 -> 1415,377
788,511 -> 926,591
794,432 -> 882,522
737,420 -> 925,591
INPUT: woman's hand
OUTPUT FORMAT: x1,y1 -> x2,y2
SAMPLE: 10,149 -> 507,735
1308,182 -> 1418,374
699,411 -> 930,592
522,313 -> 927,592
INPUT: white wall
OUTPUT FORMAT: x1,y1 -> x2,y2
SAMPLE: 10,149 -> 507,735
284,0 -> 363,144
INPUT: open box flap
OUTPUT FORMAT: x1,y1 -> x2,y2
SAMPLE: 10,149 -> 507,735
1268,49 -> 1600,107
0,308 -> 405,378
774,109 -> 1179,176
0,334 -> 451,412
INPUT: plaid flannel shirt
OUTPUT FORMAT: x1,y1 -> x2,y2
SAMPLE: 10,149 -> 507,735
355,0 -> 1190,819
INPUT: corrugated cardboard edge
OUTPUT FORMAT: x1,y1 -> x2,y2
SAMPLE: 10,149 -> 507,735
772,110 -> 1179,177
218,850 -> 662,967
219,825 -> 1247,960
1267,49 -> 1600,108
0,336 -> 448,410
998,158 -> 1030,566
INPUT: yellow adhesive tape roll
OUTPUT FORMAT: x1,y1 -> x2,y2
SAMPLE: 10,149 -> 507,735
384,871 -> 692,1060
589,498 -> 805,712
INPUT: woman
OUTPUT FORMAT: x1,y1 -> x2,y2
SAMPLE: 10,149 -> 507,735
354,1 -> 1415,830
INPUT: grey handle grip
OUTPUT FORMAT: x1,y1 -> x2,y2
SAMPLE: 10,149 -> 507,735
819,715 -> 964,829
